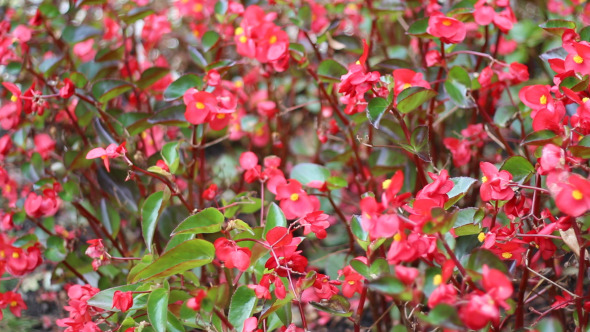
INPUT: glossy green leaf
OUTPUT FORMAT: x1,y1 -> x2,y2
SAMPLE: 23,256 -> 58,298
396,87 -> 437,114
88,283 -> 146,310
122,7 -> 154,24
137,67 -> 169,90
202,31 -> 220,52
466,249 -> 508,274
540,20 -> 576,36
171,208 -> 224,235
445,177 -> 477,209
131,239 -> 214,282
522,130 -> 559,146
142,191 -> 168,252
290,163 -> 330,186
317,59 -> 347,83
148,288 -> 169,332
228,286 -> 257,332
407,18 -> 430,37
92,79 -> 133,104
45,236 -> 67,262
367,97 -> 389,129
62,25 -> 101,43
161,141 -> 180,174
367,276 -> 405,294
310,295 -> 352,317
263,203 -> 287,237
500,156 -> 534,183
164,74 -> 202,101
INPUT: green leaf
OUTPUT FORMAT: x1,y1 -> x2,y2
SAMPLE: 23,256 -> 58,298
148,288 -> 169,332
142,191 -> 168,253
100,199 -> 121,239
92,79 -> 133,104
350,259 -> 370,279
131,239 -> 214,282
317,59 -> 347,83
367,97 -> 389,129
45,236 -> 67,262
161,141 -> 180,174
396,87 -> 437,114
535,317 -> 564,332
88,284 -> 145,310
310,295 -> 352,317
122,7 -> 154,24
202,31 -> 220,52
367,276 -> 405,294
228,286 -> 257,332
407,18 -> 430,37
264,203 -> 287,236
416,304 -> 461,328
466,249 -> 508,274
540,20 -> 576,36
167,312 -> 185,332
290,163 -> 330,186
453,208 -> 481,229
163,74 -> 203,101
522,130 -> 559,146
39,4 -> 59,18
69,72 -> 88,88
137,67 -> 169,90
444,66 -> 473,109
444,177 -> 477,209
62,25 -> 101,43
580,26 -> 590,43
172,208 -> 224,235
500,156 -> 534,183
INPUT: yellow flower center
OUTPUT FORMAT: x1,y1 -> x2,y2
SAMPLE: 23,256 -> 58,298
216,113 -> 225,119
382,179 -> 391,190
502,252 -> 513,259
393,233 -> 402,242
355,60 -> 361,65
583,97 -> 589,103
478,232 -> 486,243
235,27 -> 244,36
433,274 -> 442,286
10,95 -> 17,102
193,30 -> 200,38
442,19 -> 452,26
574,54 -> 584,64
346,3 -> 358,11
4,184 -> 10,193
239,35 -> 247,43
290,193 -> 299,201
12,252 -> 19,259
348,280 -> 355,285
573,189 -> 583,200
10,301 -> 17,307
234,80 -> 243,88
269,35 -> 277,44
196,102 -> 205,110
481,176 -> 488,183
0,250 -> 5,259
402,83 -> 412,90
193,3 -> 203,12
540,95 -> 547,105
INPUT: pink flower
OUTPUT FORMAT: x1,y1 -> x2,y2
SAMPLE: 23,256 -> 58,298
538,144 -> 565,175
24,188 -> 61,218
479,162 -> 514,201
187,289 -> 207,311
393,69 -> 431,96
275,180 -> 316,219
73,39 -> 96,62
34,133 -> 55,160
86,143 -> 127,172
428,283 -> 457,308
183,89 -> 218,125
459,293 -> 500,329
214,238 -> 252,271
547,171 -> 590,217
300,211 -> 330,239
426,14 -> 466,44
112,291 -> 133,312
